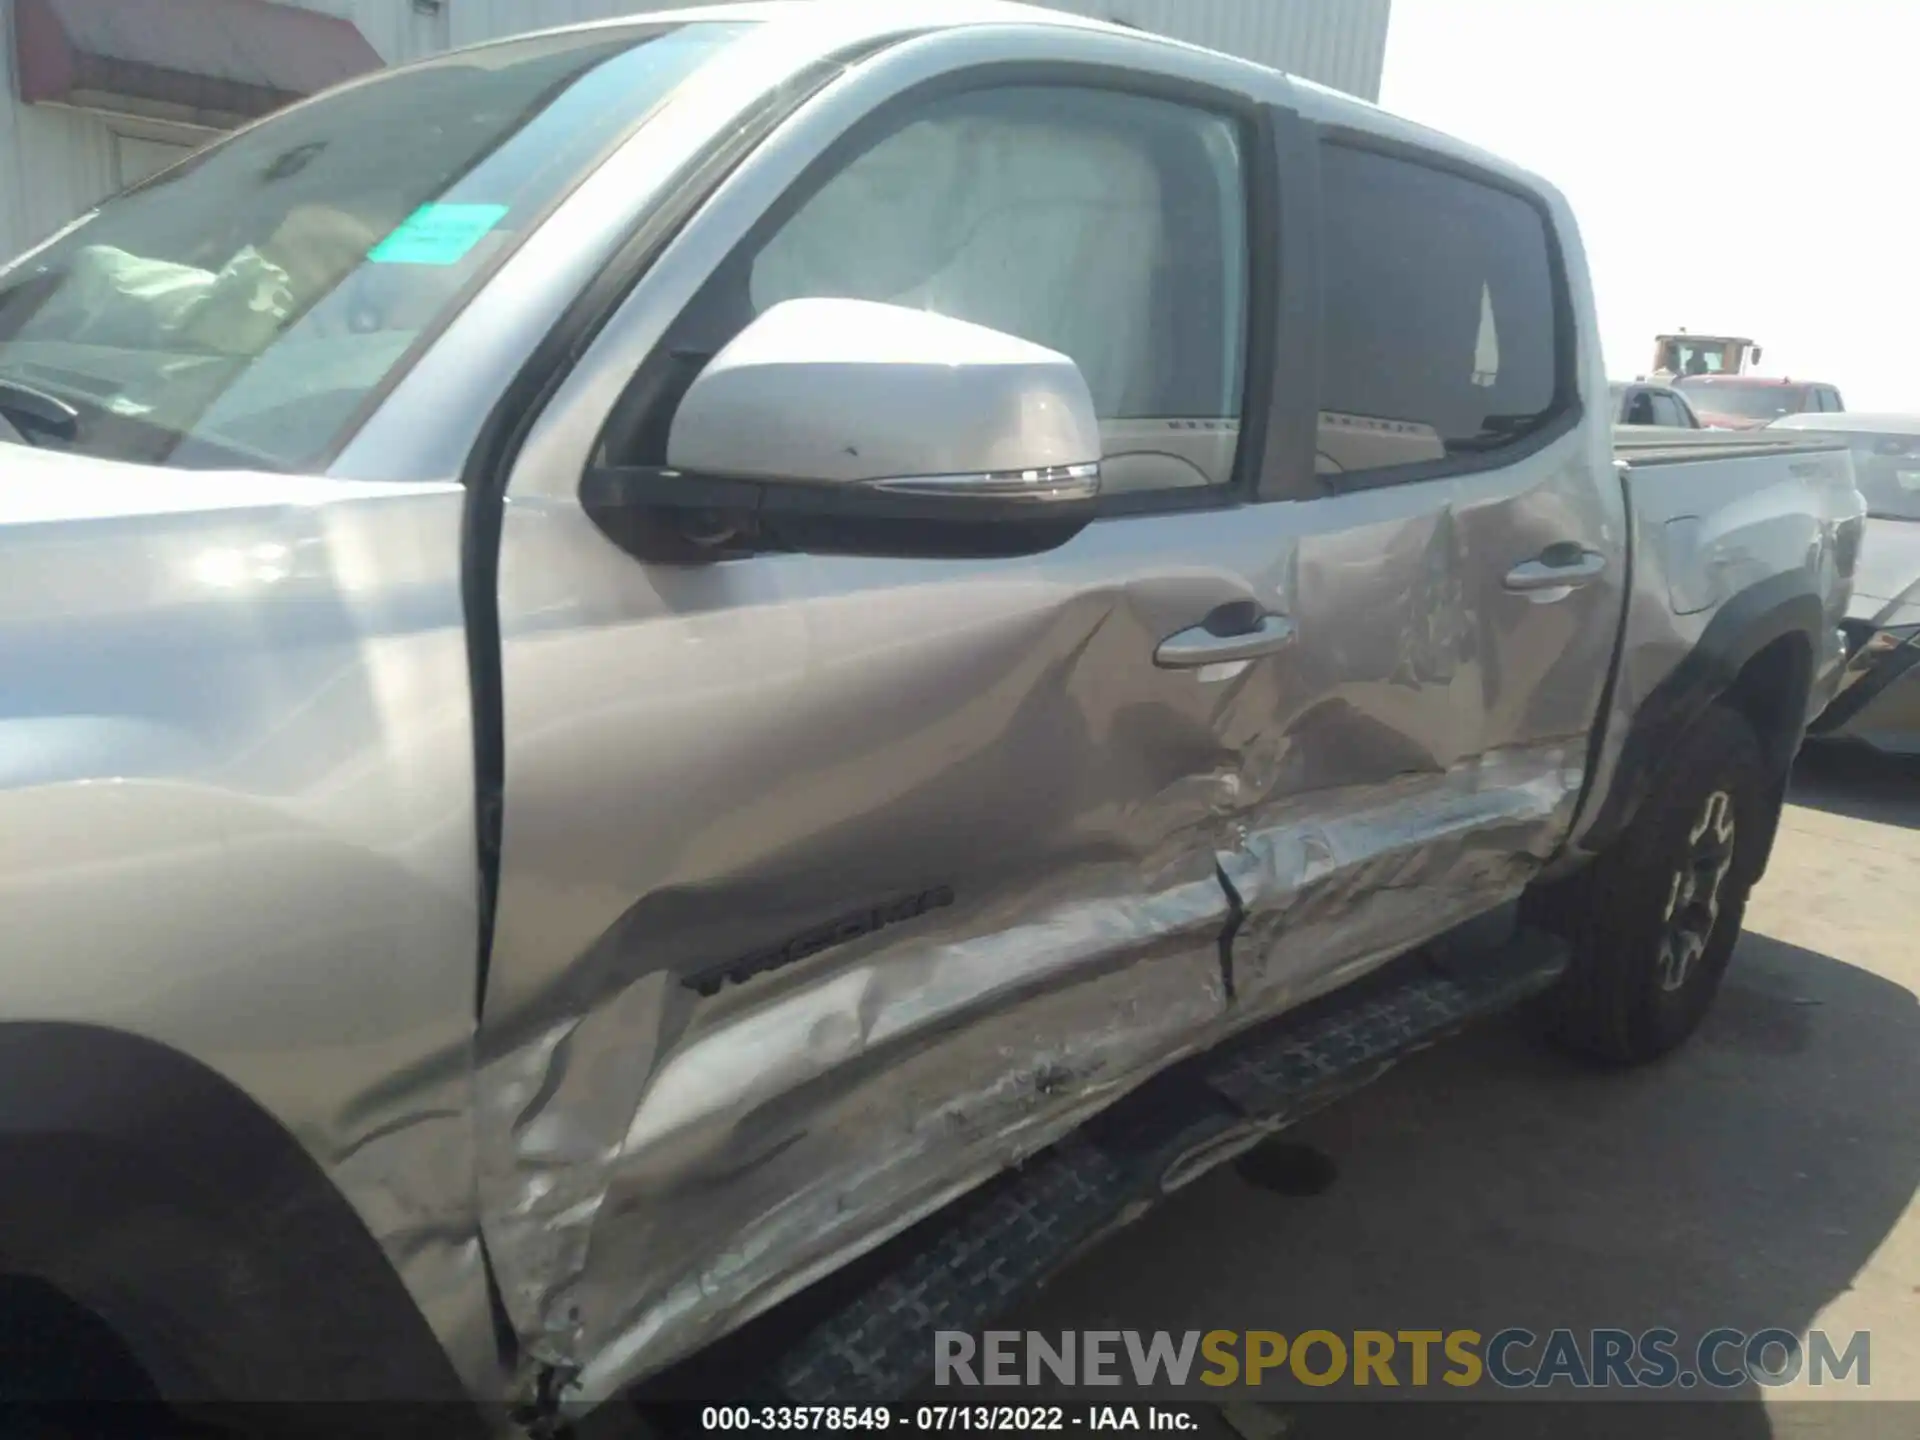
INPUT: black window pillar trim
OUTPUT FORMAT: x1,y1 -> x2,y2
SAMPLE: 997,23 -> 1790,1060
1255,103 -> 1321,504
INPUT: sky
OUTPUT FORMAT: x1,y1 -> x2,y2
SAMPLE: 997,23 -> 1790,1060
1378,0 -> 1917,411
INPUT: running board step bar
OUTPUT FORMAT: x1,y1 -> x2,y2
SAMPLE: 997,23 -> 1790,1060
764,928 -> 1570,1405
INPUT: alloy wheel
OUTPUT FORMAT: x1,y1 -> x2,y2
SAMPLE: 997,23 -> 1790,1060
1657,789 -> 1737,991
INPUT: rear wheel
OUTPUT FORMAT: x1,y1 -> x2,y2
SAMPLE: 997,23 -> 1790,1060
1537,703 -> 1772,1064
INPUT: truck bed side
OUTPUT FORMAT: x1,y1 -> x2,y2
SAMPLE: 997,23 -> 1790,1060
1566,431 -> 1861,867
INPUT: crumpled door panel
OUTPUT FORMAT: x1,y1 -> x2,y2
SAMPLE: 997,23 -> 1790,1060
480,488 -> 1587,1401
1217,483 -> 1587,1017
482,504 -> 1283,1397
1222,751 -> 1579,1016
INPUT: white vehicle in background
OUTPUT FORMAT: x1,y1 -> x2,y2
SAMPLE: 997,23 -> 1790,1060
1775,412 -> 1920,754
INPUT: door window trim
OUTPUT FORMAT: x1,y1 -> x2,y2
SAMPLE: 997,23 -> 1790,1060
1304,123 -> 1584,494
590,60 -> 1306,522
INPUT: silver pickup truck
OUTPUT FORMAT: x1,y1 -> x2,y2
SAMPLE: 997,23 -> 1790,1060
0,1 -> 1865,1427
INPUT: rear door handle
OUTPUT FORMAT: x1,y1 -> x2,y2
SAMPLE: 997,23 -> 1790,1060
1504,545 -> 1608,593
1155,608 -> 1297,668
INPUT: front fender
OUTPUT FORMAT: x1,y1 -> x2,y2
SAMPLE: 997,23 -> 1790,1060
0,1022 -> 480,1411
0,474 -> 497,1397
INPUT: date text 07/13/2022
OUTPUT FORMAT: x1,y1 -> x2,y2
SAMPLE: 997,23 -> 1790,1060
699,1404 -> 1196,1431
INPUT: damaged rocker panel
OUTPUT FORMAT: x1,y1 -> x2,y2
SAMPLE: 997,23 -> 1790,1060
684,886 -> 956,997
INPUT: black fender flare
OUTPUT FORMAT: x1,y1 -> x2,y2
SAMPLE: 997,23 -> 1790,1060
0,1022 -> 481,1413
1582,572 -> 1822,862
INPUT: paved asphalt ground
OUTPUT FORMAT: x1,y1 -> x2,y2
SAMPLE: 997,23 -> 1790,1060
1010,744 -> 1920,1437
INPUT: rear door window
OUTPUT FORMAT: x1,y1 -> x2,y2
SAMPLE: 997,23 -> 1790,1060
1315,143 -> 1567,481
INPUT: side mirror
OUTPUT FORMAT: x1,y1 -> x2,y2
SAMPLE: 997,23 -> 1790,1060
584,298 -> 1102,560
1749,346 -> 1763,367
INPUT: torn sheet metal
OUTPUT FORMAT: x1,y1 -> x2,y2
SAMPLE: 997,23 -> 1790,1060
479,421 -> 1618,1401
487,878 -> 1230,1402
479,503 -> 1273,1401
1220,747 -> 1584,1017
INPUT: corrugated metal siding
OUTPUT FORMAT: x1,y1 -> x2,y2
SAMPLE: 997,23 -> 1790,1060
1,0 -> 1389,261
295,0 -> 453,64
446,0 -> 675,49
1,14 -> 118,263
438,0 -> 1392,97
0,0 -> 435,263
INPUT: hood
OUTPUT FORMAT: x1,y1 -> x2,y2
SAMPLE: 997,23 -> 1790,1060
0,439 -> 464,792
0,440 -> 428,526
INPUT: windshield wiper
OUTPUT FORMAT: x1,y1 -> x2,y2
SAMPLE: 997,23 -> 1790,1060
0,377 -> 80,445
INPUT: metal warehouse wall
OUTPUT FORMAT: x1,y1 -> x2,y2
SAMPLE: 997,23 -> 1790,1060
1,0 -> 1390,261
429,0 -> 1392,98
0,12 -> 115,264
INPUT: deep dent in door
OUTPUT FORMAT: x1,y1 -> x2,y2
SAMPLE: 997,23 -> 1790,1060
476,502 -> 1583,1403
1224,502 -> 1583,1011
478,561 -> 1234,1397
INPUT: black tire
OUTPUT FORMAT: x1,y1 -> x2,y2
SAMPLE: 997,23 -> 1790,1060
1537,703 -> 1773,1064
0,1148 -> 483,1440
0,1277 -> 168,1438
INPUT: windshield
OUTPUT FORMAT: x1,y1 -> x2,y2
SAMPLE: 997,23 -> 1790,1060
1658,339 -> 1738,376
1839,432 -> 1920,520
1676,380 -> 1810,422
0,22 -> 751,471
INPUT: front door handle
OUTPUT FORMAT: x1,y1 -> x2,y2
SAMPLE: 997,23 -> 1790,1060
1155,609 -> 1297,668
1504,545 -> 1608,593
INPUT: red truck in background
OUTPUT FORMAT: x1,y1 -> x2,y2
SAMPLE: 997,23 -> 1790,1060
1648,332 -> 1846,430
1680,375 -> 1847,430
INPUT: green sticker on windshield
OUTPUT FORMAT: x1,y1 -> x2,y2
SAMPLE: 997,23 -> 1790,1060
368,203 -> 508,265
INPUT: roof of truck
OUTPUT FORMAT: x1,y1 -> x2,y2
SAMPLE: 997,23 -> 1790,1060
443,2 -> 1213,65
397,1 -> 1553,203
